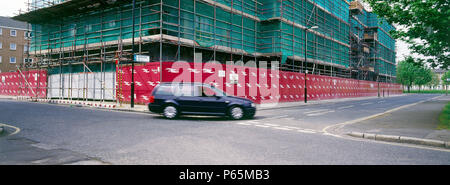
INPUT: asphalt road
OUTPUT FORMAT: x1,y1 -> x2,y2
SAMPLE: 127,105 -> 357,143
0,94 -> 449,165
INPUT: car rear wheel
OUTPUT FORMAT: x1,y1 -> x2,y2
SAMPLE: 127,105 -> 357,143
163,105 -> 179,119
229,106 -> 244,120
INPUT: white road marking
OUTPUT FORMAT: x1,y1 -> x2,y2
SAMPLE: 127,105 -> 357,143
338,105 -> 354,110
361,102 -> 373,105
237,117 -> 322,134
306,110 -> 335,117
254,125 -> 271,128
284,126 -> 301,130
246,120 -> 260,124
297,130 -> 316,134
304,109 -> 329,114
322,132 -> 343,138
263,123 -> 280,127
258,115 -> 289,121
273,127 -> 292,131
236,122 -> 252,126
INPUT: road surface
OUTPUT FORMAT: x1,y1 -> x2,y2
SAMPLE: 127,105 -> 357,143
0,94 -> 449,165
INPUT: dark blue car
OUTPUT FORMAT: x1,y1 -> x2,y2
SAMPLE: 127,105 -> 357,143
148,82 -> 256,120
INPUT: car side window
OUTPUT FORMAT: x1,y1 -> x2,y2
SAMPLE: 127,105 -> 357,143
177,85 -> 194,97
193,86 -> 203,97
155,84 -> 195,96
201,86 -> 216,97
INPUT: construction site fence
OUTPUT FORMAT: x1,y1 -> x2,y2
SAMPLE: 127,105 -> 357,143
118,62 -> 402,104
0,62 -> 402,104
0,70 -> 47,98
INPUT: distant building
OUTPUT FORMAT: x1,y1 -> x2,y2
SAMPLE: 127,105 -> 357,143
434,69 -> 448,90
411,69 -> 448,90
0,16 -> 32,73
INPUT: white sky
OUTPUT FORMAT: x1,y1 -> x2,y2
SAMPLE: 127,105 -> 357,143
1,0 -> 415,63
0,0 -> 29,17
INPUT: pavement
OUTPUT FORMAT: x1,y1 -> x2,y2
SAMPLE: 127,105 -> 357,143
337,95 -> 450,148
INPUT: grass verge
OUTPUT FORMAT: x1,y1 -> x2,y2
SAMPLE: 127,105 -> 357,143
404,90 -> 448,94
437,102 -> 450,130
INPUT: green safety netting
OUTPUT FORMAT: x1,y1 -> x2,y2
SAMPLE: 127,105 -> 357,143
30,0 -> 387,70
47,63 -> 116,75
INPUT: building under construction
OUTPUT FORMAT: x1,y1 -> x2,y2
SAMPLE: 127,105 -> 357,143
10,0 -> 398,102
349,1 -> 396,82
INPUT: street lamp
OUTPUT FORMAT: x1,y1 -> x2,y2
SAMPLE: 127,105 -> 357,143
304,26 -> 318,103
131,0 -> 136,108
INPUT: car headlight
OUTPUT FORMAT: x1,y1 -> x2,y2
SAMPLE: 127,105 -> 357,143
251,103 -> 256,107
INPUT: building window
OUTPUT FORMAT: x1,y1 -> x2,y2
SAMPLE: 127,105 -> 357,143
24,31 -> 31,39
24,45 -> 29,52
24,58 -> 33,63
10,43 -> 16,50
0,28 -> 2,35
0,56 -> 2,63
10,57 -> 16,63
0,42 -> 2,49
10,30 -> 17,37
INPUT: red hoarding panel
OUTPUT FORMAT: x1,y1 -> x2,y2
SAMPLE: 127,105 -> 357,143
117,62 -> 402,104
0,70 -> 47,98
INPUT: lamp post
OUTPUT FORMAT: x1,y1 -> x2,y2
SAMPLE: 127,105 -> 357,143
446,78 -> 450,96
131,0 -> 136,108
304,26 -> 318,103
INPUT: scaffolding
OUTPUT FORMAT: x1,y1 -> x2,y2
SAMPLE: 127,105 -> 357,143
13,0 -> 397,102
258,0 -> 350,77
349,0 -> 396,83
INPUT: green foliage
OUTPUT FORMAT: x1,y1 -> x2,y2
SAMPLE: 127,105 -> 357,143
438,102 -> 450,130
397,56 -> 433,91
364,0 -> 450,69
442,71 -> 450,85
396,57 -> 418,91
404,90 -> 447,94
414,67 -> 432,89
428,72 -> 441,88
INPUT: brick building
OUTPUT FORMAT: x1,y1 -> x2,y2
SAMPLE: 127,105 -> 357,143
0,16 -> 32,73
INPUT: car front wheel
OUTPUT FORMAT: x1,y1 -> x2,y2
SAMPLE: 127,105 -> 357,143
163,105 -> 179,119
229,106 -> 244,120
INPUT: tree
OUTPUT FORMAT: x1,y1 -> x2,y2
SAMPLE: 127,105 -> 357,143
364,0 -> 450,69
442,71 -> 450,95
397,58 -> 418,92
428,72 -> 441,89
397,56 -> 434,92
414,67 -> 432,91
442,71 -> 450,85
